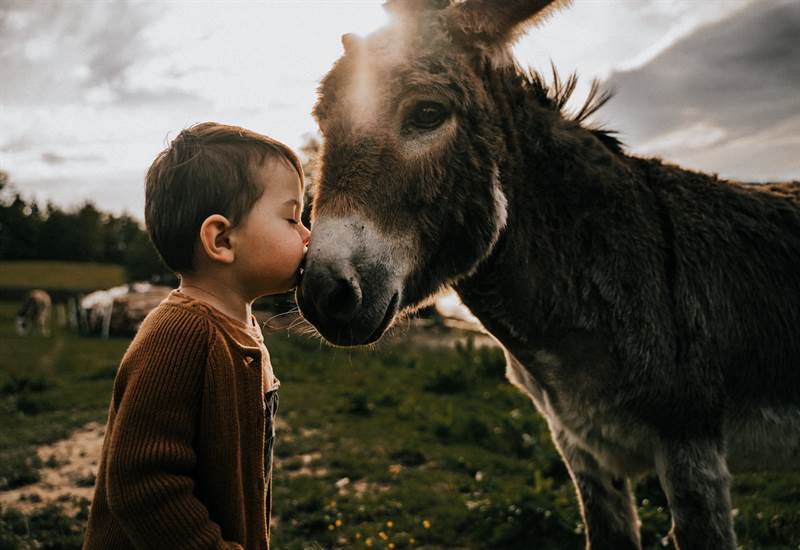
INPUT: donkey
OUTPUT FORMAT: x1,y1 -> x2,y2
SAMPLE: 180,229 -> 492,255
296,1 -> 800,548
16,289 -> 52,336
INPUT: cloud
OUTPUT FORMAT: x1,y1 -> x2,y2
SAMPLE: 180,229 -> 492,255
40,151 -> 104,166
612,0 -> 754,73
40,152 -> 66,165
1,134 -> 36,154
513,0 -> 753,96
599,0 -> 800,180
0,1 -> 207,108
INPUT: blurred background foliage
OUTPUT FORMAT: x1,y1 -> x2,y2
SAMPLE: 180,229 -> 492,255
0,169 -> 167,283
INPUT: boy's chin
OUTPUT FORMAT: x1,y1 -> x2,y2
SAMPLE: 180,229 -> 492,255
261,272 -> 301,297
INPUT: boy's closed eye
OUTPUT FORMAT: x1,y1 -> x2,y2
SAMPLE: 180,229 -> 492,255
282,199 -> 301,225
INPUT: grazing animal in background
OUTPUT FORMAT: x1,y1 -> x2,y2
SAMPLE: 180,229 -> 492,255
16,289 -> 52,336
296,0 -> 800,548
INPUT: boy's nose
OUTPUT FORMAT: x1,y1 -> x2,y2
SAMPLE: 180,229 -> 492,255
301,224 -> 311,246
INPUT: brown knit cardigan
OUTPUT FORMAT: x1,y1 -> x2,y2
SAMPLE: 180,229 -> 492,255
83,292 -> 273,550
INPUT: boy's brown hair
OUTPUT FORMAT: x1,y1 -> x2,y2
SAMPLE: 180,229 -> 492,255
145,122 -> 303,273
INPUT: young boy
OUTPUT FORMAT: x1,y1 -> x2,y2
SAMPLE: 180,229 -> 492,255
83,122 -> 310,550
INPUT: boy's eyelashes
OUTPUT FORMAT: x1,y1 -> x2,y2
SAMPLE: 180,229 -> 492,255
287,219 -> 299,225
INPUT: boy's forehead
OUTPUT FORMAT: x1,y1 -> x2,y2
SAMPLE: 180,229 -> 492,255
256,156 -> 303,195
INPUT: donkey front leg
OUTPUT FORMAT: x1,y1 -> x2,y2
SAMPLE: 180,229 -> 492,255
553,430 -> 642,550
654,438 -> 736,550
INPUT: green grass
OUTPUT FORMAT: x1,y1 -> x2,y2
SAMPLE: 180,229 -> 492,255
267,335 -> 584,550
0,300 -> 798,549
0,261 -> 126,292
0,301 -> 126,493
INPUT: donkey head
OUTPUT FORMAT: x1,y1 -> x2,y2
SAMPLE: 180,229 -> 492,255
297,0 -> 567,345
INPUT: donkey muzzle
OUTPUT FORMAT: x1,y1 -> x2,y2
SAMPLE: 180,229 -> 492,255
297,258 -> 400,346
296,215 -> 405,346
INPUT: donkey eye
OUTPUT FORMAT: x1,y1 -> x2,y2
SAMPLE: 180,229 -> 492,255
406,101 -> 449,131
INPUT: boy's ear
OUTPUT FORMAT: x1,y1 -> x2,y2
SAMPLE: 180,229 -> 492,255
199,214 -> 235,265
445,0 -> 570,48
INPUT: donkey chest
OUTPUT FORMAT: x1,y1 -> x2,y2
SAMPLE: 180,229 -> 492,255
503,342 -> 657,476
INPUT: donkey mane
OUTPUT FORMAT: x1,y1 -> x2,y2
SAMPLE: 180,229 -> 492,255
527,65 -> 623,154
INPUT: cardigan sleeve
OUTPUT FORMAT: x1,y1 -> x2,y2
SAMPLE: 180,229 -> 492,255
105,306 -> 242,550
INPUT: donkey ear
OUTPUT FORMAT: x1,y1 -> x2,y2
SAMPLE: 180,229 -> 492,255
446,0 -> 570,46
341,33 -> 358,53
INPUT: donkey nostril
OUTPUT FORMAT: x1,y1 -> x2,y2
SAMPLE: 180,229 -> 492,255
326,278 -> 361,322
302,264 -> 363,325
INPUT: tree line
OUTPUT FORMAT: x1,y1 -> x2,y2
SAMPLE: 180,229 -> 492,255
0,170 -> 169,282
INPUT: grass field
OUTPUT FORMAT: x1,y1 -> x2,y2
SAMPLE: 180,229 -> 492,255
0,299 -> 798,549
0,261 -> 126,292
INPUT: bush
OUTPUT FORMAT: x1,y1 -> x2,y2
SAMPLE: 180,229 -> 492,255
389,449 -> 427,467
15,395 -> 55,416
0,452 -> 42,490
74,473 -> 96,488
0,503 -> 88,550
1,375 -> 52,395
345,392 -> 374,416
424,362 -> 470,394
423,338 -> 506,394
468,488 -> 581,550
0,374 -> 57,416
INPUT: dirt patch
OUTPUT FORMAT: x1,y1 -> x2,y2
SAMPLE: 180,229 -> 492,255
0,421 -> 104,514
278,451 -> 330,479
0,415 -> 331,514
332,476 -> 391,498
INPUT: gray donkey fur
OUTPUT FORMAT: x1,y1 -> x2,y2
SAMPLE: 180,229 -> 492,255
296,1 -> 800,548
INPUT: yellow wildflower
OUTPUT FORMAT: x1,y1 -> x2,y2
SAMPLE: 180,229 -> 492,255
328,524 -> 335,531
386,521 -> 394,528
335,519 -> 343,527
422,520 -> 431,529
365,537 -> 373,547
378,531 -> 388,540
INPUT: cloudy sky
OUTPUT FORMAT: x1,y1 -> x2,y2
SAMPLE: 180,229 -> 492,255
1,0 -> 798,219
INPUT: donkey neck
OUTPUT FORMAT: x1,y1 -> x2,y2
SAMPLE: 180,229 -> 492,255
455,63 -> 633,348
